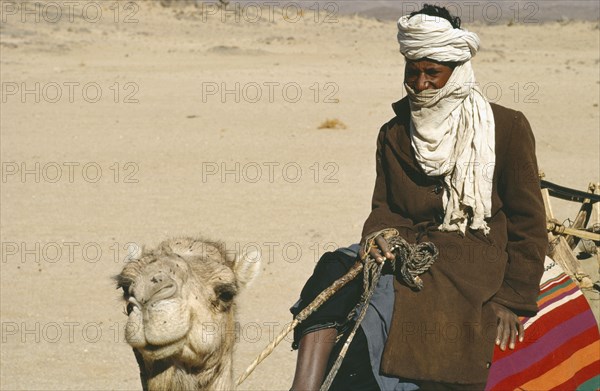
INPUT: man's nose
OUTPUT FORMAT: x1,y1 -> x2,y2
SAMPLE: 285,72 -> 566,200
414,74 -> 430,93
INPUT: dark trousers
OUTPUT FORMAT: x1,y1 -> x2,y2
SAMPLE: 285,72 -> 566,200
291,250 -> 380,391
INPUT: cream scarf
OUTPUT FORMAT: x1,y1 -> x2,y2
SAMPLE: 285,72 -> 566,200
398,14 -> 495,234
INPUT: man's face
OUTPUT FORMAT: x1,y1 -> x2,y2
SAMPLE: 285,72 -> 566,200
404,59 -> 454,93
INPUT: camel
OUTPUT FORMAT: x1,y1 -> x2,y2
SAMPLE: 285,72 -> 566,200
115,236 -> 261,391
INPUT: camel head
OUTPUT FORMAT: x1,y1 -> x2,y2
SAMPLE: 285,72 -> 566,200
115,237 -> 260,390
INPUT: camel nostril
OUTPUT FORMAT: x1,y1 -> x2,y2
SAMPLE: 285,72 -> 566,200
156,284 -> 174,295
150,283 -> 177,303
131,272 -> 179,306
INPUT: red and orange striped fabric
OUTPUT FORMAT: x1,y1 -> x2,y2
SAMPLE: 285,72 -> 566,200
486,257 -> 600,391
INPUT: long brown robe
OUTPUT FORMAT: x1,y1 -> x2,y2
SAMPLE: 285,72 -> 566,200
361,97 -> 548,385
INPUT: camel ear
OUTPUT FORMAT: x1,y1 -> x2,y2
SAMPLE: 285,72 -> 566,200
126,243 -> 143,261
234,249 -> 261,289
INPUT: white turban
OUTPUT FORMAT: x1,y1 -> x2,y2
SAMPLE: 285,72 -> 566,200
397,14 -> 480,62
397,13 -> 496,235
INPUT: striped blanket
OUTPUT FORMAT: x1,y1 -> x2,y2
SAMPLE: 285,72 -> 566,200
486,256 -> 600,391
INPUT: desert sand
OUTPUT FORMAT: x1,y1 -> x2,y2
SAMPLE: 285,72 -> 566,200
1,1 -> 599,389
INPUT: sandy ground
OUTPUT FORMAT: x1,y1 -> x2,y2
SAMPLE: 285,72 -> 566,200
1,1 -> 599,390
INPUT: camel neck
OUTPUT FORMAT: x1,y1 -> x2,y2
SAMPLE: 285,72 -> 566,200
146,356 -> 234,391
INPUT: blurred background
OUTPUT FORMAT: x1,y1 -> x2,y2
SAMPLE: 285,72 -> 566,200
1,1 -> 598,389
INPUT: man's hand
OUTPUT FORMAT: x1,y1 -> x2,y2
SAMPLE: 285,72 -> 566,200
359,234 -> 394,264
490,302 -> 524,351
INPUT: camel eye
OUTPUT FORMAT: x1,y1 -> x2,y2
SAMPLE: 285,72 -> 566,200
219,291 -> 234,302
214,284 -> 236,303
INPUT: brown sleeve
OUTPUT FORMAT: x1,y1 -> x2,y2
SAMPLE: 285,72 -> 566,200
361,124 -> 415,242
491,111 -> 548,316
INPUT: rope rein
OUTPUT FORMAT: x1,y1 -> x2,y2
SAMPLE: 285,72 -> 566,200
320,229 -> 438,390
236,229 -> 438,388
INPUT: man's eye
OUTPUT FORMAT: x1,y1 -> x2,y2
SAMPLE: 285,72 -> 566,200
426,70 -> 440,75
